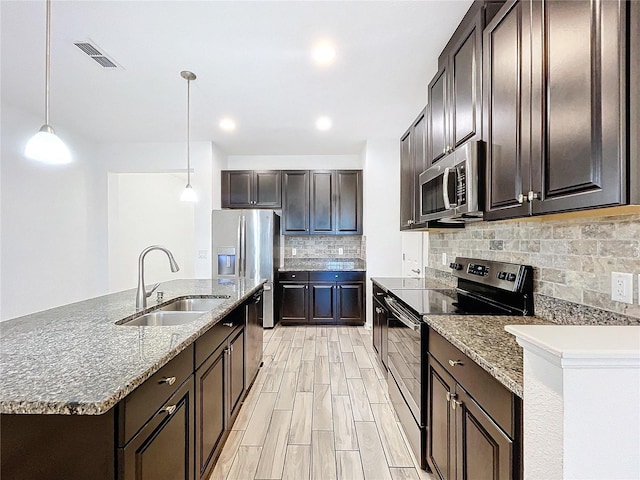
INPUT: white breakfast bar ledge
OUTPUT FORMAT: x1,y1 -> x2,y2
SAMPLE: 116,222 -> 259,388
505,325 -> 640,480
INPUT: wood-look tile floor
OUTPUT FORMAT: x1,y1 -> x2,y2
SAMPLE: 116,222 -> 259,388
209,325 -> 436,480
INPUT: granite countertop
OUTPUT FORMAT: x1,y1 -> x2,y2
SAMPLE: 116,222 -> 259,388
0,278 -> 264,416
424,315 -> 552,398
280,257 -> 366,272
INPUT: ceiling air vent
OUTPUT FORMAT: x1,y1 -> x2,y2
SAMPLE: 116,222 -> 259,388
74,41 -> 119,68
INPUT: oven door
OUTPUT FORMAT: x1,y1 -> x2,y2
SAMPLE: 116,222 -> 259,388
385,298 -> 423,425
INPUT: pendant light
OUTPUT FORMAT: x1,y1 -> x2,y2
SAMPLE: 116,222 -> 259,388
24,0 -> 71,165
180,70 -> 197,202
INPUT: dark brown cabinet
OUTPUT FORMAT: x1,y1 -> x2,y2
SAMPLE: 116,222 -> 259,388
282,170 -> 310,234
427,329 -> 520,480
1,296 -> 262,480
283,170 -> 363,235
427,2 -> 495,165
195,324 -> 245,480
278,271 -> 365,325
221,170 -> 281,209
400,109 -> 428,230
121,378 -> 195,480
485,0 -> 634,220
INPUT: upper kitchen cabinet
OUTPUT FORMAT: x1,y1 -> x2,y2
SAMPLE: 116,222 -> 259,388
283,170 -> 362,235
282,170 -> 310,234
335,170 -> 363,235
483,0 -> 532,220
484,0 -> 638,221
400,108 -> 428,230
428,1 -> 504,165
221,170 -> 281,209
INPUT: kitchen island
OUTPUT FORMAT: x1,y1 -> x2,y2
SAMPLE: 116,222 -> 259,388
0,278 -> 265,480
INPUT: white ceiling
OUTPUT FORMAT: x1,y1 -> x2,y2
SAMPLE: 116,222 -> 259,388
1,0 -> 472,155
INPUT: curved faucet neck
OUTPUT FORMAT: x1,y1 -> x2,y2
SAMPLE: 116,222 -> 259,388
136,245 -> 180,310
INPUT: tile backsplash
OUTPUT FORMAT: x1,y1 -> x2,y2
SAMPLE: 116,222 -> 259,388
429,213 -> 640,319
284,235 -> 365,259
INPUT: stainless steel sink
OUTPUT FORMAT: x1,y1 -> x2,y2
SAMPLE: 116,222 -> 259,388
117,296 -> 231,326
120,311 -> 205,327
159,297 -> 228,312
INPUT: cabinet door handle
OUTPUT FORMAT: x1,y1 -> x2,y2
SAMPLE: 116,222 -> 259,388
160,376 -> 176,386
411,268 -> 420,274
528,191 -> 540,202
448,359 -> 463,367
452,398 -> 462,410
223,322 -> 234,327
161,404 -> 177,415
375,307 -> 383,314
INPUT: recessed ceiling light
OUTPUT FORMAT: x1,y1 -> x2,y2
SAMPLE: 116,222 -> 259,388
312,41 -> 336,66
316,116 -> 332,131
219,118 -> 236,131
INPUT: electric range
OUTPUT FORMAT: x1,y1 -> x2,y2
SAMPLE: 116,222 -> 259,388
384,257 -> 533,470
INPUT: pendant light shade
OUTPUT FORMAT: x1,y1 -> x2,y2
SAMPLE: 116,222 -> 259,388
180,70 -> 197,203
25,0 -> 71,165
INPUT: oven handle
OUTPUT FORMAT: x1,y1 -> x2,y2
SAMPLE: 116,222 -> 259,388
383,297 -> 421,332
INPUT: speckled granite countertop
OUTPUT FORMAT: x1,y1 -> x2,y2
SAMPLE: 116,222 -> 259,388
424,315 -> 552,398
371,276 -> 551,398
0,278 -> 264,416
280,257 -> 366,271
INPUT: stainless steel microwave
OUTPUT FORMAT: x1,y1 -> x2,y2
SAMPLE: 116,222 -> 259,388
418,141 -> 483,223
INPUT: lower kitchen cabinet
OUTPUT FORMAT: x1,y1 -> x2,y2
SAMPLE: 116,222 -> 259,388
195,326 -> 245,480
120,377 -> 195,480
427,328 -> 520,480
0,291 -> 262,480
278,271 -> 365,325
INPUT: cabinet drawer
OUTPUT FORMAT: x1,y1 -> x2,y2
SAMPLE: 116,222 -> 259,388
118,344 -> 194,446
428,330 -> 515,437
279,271 -> 309,282
309,271 -> 364,282
196,319 -> 241,368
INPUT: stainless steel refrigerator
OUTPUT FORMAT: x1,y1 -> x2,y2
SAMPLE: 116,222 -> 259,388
211,209 -> 280,328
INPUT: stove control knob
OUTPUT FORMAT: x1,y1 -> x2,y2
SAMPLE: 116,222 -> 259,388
449,262 -> 462,270
506,273 -> 517,281
498,272 -> 506,280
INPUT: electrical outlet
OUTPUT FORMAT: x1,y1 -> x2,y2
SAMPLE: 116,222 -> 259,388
442,253 -> 447,266
611,272 -> 633,304
198,250 -> 208,260
338,247 -> 344,255
292,248 -> 296,256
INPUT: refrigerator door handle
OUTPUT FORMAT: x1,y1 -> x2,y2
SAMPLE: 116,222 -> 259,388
237,215 -> 243,277
241,214 -> 247,277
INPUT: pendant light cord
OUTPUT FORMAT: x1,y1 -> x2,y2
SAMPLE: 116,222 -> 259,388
186,77 -> 191,186
45,0 -> 51,125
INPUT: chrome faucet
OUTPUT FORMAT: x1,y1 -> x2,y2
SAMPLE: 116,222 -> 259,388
136,245 -> 180,310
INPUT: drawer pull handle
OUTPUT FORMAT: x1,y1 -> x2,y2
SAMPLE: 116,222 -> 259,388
448,360 -> 463,367
160,376 -> 176,386
161,404 -> 177,415
223,322 -> 234,327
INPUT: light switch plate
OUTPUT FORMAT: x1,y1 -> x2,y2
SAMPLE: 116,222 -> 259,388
611,272 -> 633,304
198,250 -> 208,259
442,253 -> 447,266
292,248 -> 296,256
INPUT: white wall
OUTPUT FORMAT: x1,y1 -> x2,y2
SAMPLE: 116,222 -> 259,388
227,154 -> 362,170
97,141 -> 216,280
1,104 -> 106,320
363,140 -> 403,326
107,173 -> 195,293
